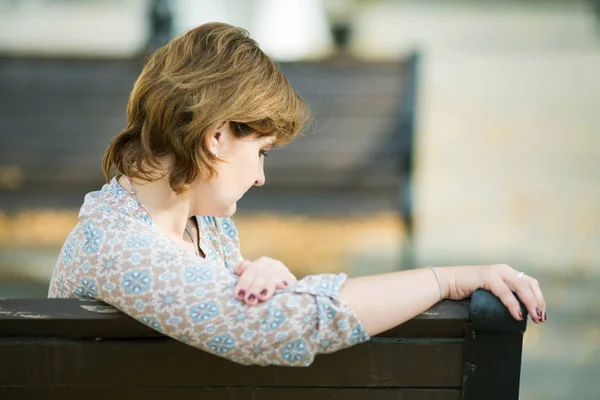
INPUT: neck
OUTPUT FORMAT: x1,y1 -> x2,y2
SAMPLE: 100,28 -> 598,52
122,174 -> 194,242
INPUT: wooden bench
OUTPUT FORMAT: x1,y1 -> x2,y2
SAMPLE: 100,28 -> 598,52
0,56 -> 417,221
0,290 -> 527,399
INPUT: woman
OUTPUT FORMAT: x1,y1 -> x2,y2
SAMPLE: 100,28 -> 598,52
48,22 -> 546,366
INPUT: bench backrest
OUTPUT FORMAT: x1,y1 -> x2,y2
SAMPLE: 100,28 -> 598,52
0,290 -> 526,399
0,56 -> 418,216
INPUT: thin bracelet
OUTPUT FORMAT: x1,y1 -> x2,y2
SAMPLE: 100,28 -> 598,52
427,266 -> 443,302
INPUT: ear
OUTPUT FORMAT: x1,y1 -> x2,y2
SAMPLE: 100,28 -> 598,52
205,121 -> 227,155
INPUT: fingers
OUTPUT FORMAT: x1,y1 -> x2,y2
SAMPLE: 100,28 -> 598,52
260,271 -> 297,300
275,272 -> 296,290
510,282 -> 539,323
234,260 -> 258,302
275,281 -> 289,290
491,265 -> 547,324
507,275 -> 546,324
234,271 -> 252,302
257,276 -> 280,302
234,258 -> 296,306
247,268 -> 293,305
245,274 -> 269,306
529,278 -> 547,321
234,267 -> 265,306
489,279 -> 524,321
233,260 -> 250,275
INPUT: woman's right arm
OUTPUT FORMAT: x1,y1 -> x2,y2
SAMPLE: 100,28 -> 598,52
341,264 -> 547,337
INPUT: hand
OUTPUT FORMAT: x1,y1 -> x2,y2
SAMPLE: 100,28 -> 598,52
233,257 -> 298,306
440,264 -> 547,324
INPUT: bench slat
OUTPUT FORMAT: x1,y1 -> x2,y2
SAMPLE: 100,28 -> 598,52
0,299 -> 469,339
0,338 -> 463,388
0,387 -> 461,400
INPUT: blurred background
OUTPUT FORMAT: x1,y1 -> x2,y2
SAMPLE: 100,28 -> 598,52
0,0 -> 599,398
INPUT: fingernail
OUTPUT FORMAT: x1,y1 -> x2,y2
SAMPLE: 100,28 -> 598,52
248,294 -> 256,302
536,307 -> 542,318
260,289 -> 268,296
518,309 -> 524,319
282,281 -> 288,286
237,289 -> 245,298
543,311 -> 547,322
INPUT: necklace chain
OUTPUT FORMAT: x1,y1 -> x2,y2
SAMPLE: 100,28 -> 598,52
124,176 -> 200,256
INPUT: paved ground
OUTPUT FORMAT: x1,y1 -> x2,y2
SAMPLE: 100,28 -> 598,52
0,248 -> 598,399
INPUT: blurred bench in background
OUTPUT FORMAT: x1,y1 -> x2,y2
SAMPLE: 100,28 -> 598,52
0,55 -> 418,227
0,55 -> 420,284
0,290 -> 527,399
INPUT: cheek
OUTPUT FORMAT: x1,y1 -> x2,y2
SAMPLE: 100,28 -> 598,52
220,157 -> 255,193
217,150 -> 260,192
242,153 -> 260,178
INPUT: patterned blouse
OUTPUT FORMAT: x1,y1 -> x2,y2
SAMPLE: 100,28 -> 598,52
48,178 -> 369,366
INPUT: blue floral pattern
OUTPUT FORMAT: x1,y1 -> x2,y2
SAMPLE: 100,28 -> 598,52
280,339 -> 309,363
123,270 -> 151,294
190,301 -> 220,322
261,305 -> 286,332
62,237 -> 75,265
75,278 -> 98,298
47,177 -> 370,366
183,266 -> 213,283
349,325 -> 370,344
126,235 -> 151,249
83,221 -> 103,254
209,334 -> 236,354
140,316 -> 162,332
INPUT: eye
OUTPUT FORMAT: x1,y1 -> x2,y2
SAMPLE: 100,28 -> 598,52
259,150 -> 269,157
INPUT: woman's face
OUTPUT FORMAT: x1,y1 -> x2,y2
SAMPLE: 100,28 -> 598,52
195,122 -> 273,217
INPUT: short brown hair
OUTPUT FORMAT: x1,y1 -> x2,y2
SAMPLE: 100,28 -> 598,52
102,22 -> 309,193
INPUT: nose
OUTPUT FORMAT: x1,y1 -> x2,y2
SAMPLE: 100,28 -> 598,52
254,166 -> 266,187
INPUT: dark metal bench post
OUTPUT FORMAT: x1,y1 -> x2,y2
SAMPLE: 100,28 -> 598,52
462,289 -> 528,399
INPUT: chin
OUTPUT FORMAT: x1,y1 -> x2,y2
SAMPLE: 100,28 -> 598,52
222,202 -> 237,217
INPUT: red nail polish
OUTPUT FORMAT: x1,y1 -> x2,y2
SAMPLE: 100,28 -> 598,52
518,310 -> 524,319
543,312 -> 547,321
260,289 -> 268,296
238,289 -> 245,298
248,294 -> 256,301
282,281 -> 288,286
536,307 -> 542,318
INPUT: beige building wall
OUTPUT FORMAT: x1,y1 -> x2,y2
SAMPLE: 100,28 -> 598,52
414,52 -> 600,273
352,0 -> 600,273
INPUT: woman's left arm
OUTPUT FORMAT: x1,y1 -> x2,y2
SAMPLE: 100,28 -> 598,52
68,217 -> 367,367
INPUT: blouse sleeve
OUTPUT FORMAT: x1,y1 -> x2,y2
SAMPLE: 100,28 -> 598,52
65,218 -> 370,366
